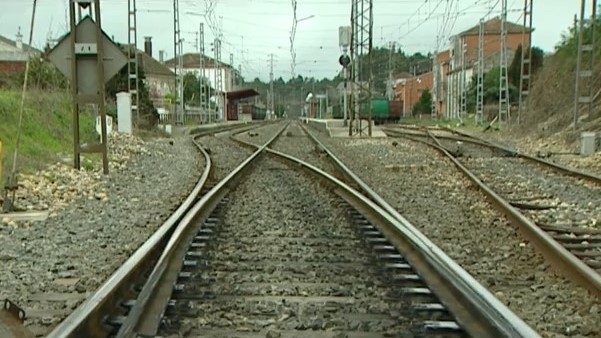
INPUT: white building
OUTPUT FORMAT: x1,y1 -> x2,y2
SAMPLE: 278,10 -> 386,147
164,53 -> 237,93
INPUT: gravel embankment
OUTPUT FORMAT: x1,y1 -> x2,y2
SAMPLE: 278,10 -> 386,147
457,128 -> 601,176
317,132 -> 600,338
437,139 -> 601,230
0,133 -> 201,336
163,156 -> 408,337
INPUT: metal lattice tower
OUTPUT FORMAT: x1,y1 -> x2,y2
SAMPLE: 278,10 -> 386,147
214,38 -> 223,120
476,19 -> 485,125
127,0 -> 139,125
173,0 -> 183,124
460,41 -> 467,119
199,22 -> 207,112
349,0 -> 373,136
574,0 -> 597,129
517,0 -> 533,125
498,0 -> 510,122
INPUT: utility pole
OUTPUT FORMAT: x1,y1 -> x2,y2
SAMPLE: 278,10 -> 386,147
173,0 -> 183,125
387,41 -> 395,101
574,0 -> 597,129
350,0 -> 373,136
230,53 -> 234,89
199,22 -> 206,116
460,40 -> 467,121
498,0 -> 510,122
517,0 -> 534,125
127,0 -> 139,126
476,19 -> 485,125
269,53 -> 275,119
214,38 -> 223,120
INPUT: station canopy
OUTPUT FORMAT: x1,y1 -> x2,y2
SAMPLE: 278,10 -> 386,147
226,88 -> 259,100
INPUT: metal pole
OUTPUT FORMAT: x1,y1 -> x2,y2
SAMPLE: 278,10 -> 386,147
574,0 -> 587,129
199,22 -> 205,119
343,67 -> 348,126
269,53 -> 275,118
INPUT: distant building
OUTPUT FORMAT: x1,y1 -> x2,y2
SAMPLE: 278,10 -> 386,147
394,71 -> 433,115
0,30 -> 41,74
139,37 -> 175,109
164,53 -> 238,93
440,16 -> 533,118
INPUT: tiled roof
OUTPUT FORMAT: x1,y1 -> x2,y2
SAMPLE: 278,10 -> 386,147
0,34 -> 41,53
138,51 -> 174,76
459,17 -> 533,36
164,53 -> 232,69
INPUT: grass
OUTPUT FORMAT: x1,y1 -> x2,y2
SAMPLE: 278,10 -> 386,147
399,114 -> 515,132
0,89 -> 97,185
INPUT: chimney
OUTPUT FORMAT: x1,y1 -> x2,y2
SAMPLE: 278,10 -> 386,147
159,50 -> 164,64
144,37 -> 152,57
15,28 -> 23,50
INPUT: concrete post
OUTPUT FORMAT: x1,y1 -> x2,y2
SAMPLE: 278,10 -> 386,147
117,92 -> 133,134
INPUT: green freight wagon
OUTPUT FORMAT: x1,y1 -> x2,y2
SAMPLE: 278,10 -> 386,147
359,97 -> 390,124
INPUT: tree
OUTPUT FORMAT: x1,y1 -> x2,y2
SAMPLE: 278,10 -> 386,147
182,73 -> 213,107
412,89 -> 433,115
508,44 -> 544,87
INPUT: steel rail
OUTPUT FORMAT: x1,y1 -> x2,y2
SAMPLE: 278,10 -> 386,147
262,145 -> 540,338
445,127 -> 601,184
45,123 -> 268,338
398,130 -> 601,298
385,126 -> 601,185
115,123 -> 288,338
294,126 -> 539,337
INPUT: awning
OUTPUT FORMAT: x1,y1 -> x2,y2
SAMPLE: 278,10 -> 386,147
225,88 -> 259,100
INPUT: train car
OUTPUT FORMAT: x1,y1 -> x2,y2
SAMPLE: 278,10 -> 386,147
359,97 -> 390,124
252,106 -> 267,120
389,100 -> 402,123
371,97 -> 390,124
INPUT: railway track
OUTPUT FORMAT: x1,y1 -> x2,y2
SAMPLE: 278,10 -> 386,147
384,126 -> 601,298
0,122 -> 267,338
22,120 -> 541,337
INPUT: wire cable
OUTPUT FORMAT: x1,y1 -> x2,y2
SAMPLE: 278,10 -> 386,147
4,0 -> 38,211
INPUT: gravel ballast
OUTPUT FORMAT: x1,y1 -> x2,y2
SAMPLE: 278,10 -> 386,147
0,133 -> 201,335
195,132 -> 254,182
315,130 -> 600,338
234,122 -> 286,146
162,156 -> 409,337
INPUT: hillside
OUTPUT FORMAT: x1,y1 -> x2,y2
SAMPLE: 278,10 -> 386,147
524,21 -> 601,141
0,90 -> 96,184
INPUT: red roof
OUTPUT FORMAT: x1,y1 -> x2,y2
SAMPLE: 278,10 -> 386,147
226,88 -> 259,100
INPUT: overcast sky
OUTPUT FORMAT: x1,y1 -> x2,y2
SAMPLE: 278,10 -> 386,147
0,0 -> 583,82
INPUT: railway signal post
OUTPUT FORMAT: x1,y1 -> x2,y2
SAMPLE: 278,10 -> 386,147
339,26 -> 351,127
47,0 -> 127,174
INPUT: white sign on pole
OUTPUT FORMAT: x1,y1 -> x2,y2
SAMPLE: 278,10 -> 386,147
339,26 -> 351,49
96,115 -> 113,138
